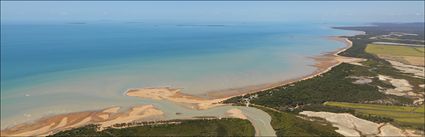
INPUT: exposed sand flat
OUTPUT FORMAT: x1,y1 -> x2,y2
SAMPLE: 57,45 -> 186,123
387,60 -> 425,78
102,106 -> 121,113
0,105 -> 164,136
13,123 -> 56,137
299,111 -> 417,137
403,129 -> 424,137
378,75 -> 414,96
377,124 -> 405,136
226,109 -> 248,119
377,75 -> 424,104
97,114 -> 109,120
300,111 -> 379,136
335,126 -> 361,136
98,105 -> 164,130
54,117 -> 68,129
348,76 -> 373,84
68,117 -> 92,129
126,87 -> 227,109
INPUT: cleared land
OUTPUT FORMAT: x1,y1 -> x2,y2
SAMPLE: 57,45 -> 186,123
365,44 -> 424,66
365,44 -> 424,57
324,102 -> 424,129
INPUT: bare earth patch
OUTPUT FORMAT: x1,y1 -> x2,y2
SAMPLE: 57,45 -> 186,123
378,75 -> 424,104
348,76 -> 373,84
378,75 -> 414,96
387,60 -> 425,78
378,75 -> 423,104
299,111 -> 417,137
402,56 -> 425,66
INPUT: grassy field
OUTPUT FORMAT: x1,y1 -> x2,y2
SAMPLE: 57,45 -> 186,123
50,118 -> 255,137
365,44 -> 424,57
416,47 -> 425,52
324,102 -> 424,113
324,102 -> 424,129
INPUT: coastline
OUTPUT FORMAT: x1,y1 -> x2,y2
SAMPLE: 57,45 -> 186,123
205,36 -> 365,99
0,36 -> 365,136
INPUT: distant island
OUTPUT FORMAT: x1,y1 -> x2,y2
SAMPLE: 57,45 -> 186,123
176,24 -> 227,27
67,22 -> 87,25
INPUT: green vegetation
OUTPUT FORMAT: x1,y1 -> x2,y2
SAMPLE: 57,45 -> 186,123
224,63 -> 411,110
254,105 -> 342,137
324,102 -> 423,113
325,102 -> 425,130
50,118 -> 255,137
365,44 -> 424,57
416,48 -> 425,52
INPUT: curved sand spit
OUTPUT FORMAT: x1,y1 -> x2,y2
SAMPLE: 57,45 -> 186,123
126,87 -> 228,110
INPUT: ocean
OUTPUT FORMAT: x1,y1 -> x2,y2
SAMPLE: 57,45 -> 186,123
1,22 -> 357,128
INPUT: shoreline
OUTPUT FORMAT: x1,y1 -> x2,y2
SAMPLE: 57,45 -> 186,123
0,35 -> 365,136
205,36 -> 364,99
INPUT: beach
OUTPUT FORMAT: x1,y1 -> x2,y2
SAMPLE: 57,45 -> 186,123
205,36 -> 365,99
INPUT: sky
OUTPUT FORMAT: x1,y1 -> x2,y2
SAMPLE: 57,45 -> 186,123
1,1 -> 424,24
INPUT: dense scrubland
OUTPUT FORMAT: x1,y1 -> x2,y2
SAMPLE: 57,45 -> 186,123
50,118 -> 255,137
254,105 -> 343,136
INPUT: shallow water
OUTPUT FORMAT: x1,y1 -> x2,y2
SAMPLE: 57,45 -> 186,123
1,22 -> 356,128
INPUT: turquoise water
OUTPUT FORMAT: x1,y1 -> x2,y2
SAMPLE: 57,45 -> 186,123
1,22 -> 355,128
